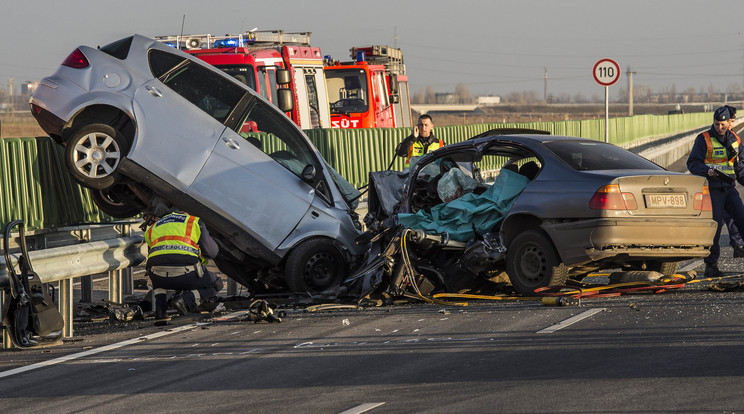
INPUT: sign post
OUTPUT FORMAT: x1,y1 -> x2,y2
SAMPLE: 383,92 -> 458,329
593,58 -> 620,143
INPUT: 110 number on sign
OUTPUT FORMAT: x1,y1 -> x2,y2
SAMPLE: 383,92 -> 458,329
593,58 -> 620,86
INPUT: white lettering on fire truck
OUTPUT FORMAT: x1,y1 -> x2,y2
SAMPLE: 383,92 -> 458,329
331,119 -> 361,128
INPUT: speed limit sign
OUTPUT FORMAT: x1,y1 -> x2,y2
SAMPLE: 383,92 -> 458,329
593,58 -> 620,86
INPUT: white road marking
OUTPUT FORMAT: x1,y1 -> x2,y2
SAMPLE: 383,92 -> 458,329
537,308 -> 606,334
680,260 -> 702,272
0,309 -> 248,379
338,403 -> 386,414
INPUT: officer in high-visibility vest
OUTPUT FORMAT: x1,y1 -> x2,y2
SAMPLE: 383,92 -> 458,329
722,108 -> 744,257
396,114 -> 445,168
144,197 -> 223,322
687,105 -> 744,277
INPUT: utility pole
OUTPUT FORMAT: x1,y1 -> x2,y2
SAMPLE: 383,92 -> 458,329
544,67 -> 548,102
7,78 -> 13,120
627,66 -> 634,116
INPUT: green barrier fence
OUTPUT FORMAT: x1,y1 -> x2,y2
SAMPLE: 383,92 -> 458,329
0,137 -> 113,231
1,112 -> 712,230
305,112 -> 711,188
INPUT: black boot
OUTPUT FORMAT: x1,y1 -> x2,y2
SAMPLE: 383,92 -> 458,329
704,264 -> 724,278
733,245 -> 744,258
169,292 -> 193,316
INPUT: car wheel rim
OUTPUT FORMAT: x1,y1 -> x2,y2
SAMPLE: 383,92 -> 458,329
72,132 -> 121,179
518,244 -> 547,283
303,251 -> 338,289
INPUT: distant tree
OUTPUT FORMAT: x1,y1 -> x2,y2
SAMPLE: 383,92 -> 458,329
454,83 -> 471,104
727,83 -> 741,98
683,87 -> 697,103
425,86 -> 436,104
412,89 -> 425,104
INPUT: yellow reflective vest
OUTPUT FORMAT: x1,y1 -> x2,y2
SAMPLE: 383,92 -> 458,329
704,131 -> 740,179
145,213 -> 204,263
405,138 -> 444,167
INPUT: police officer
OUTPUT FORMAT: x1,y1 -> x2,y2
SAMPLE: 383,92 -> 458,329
395,114 -> 444,168
144,197 -> 223,321
686,105 -> 744,277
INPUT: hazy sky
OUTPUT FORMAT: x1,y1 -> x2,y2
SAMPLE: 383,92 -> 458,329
2,0 -> 743,100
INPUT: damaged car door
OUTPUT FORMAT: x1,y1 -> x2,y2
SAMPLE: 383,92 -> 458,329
130,49 -> 245,190
189,96 -> 320,251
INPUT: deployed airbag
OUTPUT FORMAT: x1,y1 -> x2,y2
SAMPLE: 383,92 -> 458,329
398,169 -> 529,242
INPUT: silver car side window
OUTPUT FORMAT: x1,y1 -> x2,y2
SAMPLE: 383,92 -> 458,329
149,49 -> 244,124
236,99 -> 320,179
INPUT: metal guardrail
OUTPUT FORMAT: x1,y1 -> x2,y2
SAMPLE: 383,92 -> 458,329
0,222 -> 145,348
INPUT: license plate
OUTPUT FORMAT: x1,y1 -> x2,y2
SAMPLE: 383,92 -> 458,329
645,193 -> 687,208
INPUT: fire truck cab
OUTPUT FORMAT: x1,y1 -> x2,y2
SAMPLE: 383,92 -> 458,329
156,31 -> 330,130
325,45 -> 412,129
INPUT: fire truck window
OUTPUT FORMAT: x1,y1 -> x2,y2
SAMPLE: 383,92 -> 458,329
265,67 -> 279,105
374,72 -> 389,108
217,65 -> 257,90
326,69 -> 368,114
305,73 -> 321,128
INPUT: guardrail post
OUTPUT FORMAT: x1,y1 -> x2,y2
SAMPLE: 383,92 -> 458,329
60,279 -> 73,338
80,275 -> 93,302
122,268 -> 133,295
1,294 -> 11,349
109,269 -> 122,305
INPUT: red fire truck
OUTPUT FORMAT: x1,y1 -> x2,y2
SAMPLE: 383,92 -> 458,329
324,45 -> 413,129
155,30 -> 330,130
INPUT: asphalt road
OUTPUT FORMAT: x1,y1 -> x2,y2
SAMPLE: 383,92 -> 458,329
1,282 -> 744,413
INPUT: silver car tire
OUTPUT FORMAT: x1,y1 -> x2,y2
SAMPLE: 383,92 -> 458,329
90,186 -> 142,218
506,229 -> 568,295
284,238 -> 347,294
65,124 -> 129,190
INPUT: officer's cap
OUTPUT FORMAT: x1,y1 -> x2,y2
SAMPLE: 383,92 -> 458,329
714,105 -> 736,121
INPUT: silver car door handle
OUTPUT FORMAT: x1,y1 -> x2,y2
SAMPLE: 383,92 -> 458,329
146,85 -> 162,97
223,137 -> 240,150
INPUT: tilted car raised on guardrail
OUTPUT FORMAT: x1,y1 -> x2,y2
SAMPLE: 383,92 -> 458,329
29,34 -> 367,295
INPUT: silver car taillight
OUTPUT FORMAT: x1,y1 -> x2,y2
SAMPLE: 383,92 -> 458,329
61,49 -> 89,69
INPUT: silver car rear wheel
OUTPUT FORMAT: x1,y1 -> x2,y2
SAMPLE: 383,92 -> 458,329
506,229 -> 568,295
65,124 -> 129,190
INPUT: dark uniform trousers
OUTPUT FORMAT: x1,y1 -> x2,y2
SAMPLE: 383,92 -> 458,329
707,185 -> 744,265
148,265 -> 223,309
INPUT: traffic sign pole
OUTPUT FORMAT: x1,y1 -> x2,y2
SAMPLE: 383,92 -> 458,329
604,86 -> 609,143
593,58 -> 620,143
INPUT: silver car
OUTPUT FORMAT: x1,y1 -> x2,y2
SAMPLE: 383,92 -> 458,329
359,131 -> 717,295
30,34 -> 366,294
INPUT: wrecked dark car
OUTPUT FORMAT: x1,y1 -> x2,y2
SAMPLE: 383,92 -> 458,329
348,132 -> 717,297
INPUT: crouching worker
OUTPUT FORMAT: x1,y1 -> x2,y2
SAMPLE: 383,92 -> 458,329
144,198 -> 223,322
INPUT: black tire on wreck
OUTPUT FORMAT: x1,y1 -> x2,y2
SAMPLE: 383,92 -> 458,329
506,229 -> 568,295
284,238 -> 348,294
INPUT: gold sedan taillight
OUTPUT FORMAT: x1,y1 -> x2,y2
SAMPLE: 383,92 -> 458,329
589,184 -> 638,210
